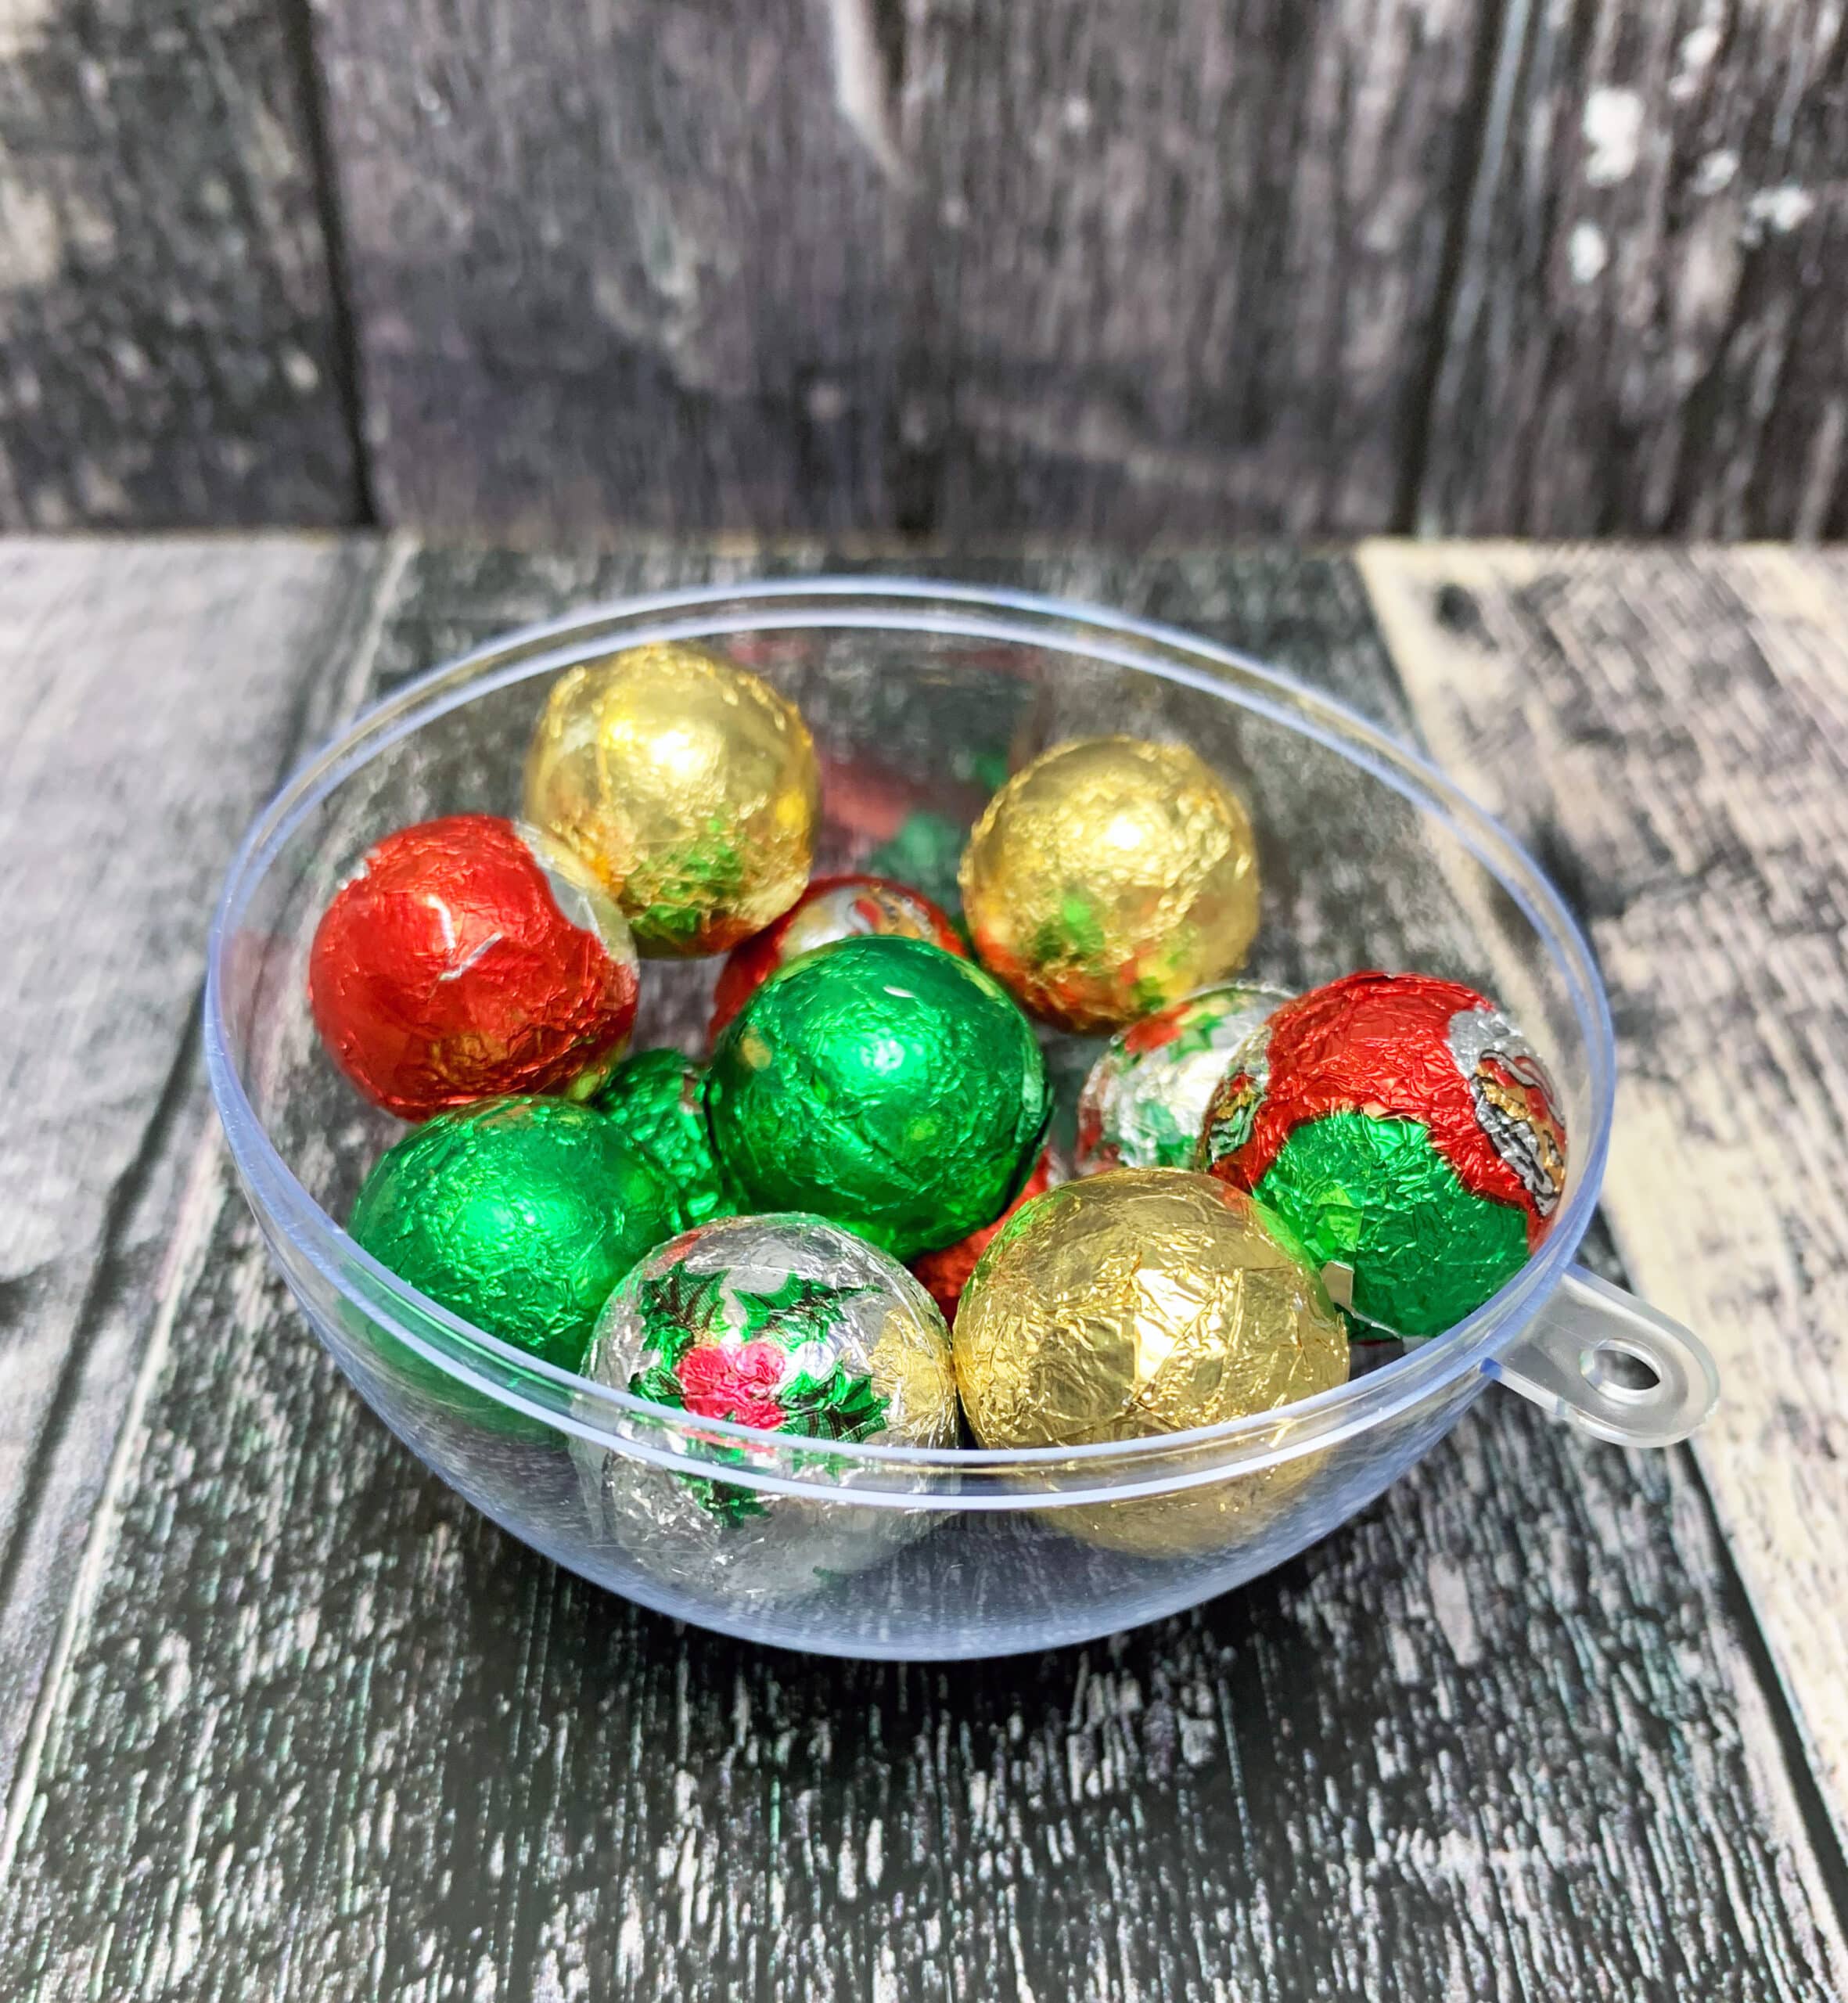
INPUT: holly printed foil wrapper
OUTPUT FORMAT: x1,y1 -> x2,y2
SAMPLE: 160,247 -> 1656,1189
571,1214 -> 958,1606
1075,982 -> 1293,1175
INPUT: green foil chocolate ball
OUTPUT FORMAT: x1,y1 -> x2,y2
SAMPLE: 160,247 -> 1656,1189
593,1048 -> 738,1232
349,1095 -> 678,1372
706,934 -> 1050,1260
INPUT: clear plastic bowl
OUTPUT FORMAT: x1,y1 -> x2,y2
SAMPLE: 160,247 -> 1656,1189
204,580 -> 1718,1660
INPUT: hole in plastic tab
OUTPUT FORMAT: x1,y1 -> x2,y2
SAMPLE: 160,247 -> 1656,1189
1582,1340 -> 1661,1400
1493,1264 -> 1719,1448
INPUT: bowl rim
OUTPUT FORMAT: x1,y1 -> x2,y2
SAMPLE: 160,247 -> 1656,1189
203,574 -> 1614,1497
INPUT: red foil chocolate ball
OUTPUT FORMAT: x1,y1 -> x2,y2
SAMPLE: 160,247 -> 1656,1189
309,814 -> 639,1121
1197,969 -> 1567,1336
709,873 -> 965,1041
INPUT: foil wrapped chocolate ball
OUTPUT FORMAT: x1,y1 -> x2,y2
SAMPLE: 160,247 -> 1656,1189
349,1095 -> 678,1372
959,735 -> 1260,1034
592,1048 -> 738,1232
1076,981 -> 1293,1175
954,1168 -> 1348,1553
1196,971 -> 1569,1337
573,1213 -> 958,1604
309,814 -> 638,1121
710,872 -> 965,1041
523,642 -> 820,958
706,934 -> 1050,1260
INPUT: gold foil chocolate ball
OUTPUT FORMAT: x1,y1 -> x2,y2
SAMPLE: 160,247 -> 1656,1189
954,1169 -> 1346,1552
958,736 -> 1260,1033
523,642 -> 820,957
955,1167 -> 1346,1447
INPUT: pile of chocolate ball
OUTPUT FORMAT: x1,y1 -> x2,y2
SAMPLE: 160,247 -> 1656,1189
309,641 -> 1567,1573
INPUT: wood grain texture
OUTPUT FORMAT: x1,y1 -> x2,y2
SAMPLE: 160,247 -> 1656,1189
0,534 -> 387,1815
1,542 -> 1844,2001
311,0 -> 908,538
311,0 -> 1492,541
0,0 -> 363,527
6,0 -> 1847,539
1416,0 -> 1848,538
898,0 -> 1490,538
305,0 -> 1848,541
1359,538 -> 1848,1860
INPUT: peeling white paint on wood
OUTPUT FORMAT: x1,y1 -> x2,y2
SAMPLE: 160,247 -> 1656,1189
1743,185 -> 1819,237
1567,221 -> 1609,283
1581,86 -> 1645,185
1359,536 -> 1848,1862
1418,1 -> 1848,538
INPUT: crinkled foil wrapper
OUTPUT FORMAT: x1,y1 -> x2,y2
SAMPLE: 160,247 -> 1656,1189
349,1096 -> 678,1372
1076,981 -> 1292,1175
959,736 -> 1260,1034
955,1167 -> 1347,1555
309,814 -> 638,1121
571,1214 -> 958,1606
710,873 -> 965,1039
593,1048 -> 739,1232
523,642 -> 819,958
707,934 -> 1050,1260
1197,970 -> 1569,1337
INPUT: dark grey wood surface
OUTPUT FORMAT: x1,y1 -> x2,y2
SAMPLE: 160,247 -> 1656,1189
0,540 -> 1844,2001
1417,1 -> 1848,538
0,0 -> 361,528
308,0 -> 905,538
894,0 -> 1488,538
3,1 -> 1845,538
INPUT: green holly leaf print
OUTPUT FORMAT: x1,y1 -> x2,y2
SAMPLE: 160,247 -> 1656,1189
684,1464 -> 770,1525
627,1358 -> 687,1411
778,1366 -> 890,1446
732,1272 -> 868,1350
631,1264 -> 729,1374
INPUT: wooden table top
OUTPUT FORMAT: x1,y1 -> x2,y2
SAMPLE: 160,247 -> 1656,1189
1,536 -> 1844,2001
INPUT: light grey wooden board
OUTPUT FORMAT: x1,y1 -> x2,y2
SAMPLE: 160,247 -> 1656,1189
1361,538 -> 1848,1863
0,0 -> 363,527
1,543 -> 1843,2001
0,534 -> 389,1816
1415,0 -> 1848,538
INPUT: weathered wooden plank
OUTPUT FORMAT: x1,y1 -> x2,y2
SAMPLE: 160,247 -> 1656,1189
310,0 -> 908,538
1,544 -> 1843,2001
1416,1 -> 1848,538
1358,538 -> 1848,1860
0,0 -> 363,527
315,0 -> 1491,541
0,534 -> 387,1818
899,0 -> 1491,538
